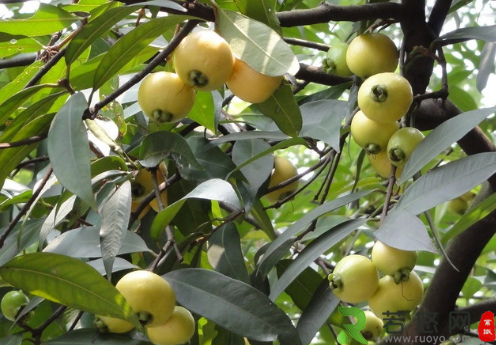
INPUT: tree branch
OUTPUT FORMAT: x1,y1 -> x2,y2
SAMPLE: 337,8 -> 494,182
294,63 -> 352,86
428,0 -> 453,35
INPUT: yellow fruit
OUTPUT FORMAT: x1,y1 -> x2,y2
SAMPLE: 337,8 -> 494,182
371,241 -> 417,283
361,311 -> 383,341
146,306 -> 195,345
174,30 -> 234,91
264,156 -> 299,202
323,41 -> 353,77
346,33 -> 398,78
367,151 -> 402,179
131,162 -> 168,212
448,198 -> 469,215
357,72 -> 413,124
131,202 -> 151,220
138,71 -> 195,123
350,110 -> 399,154
226,57 -> 283,103
386,127 -> 425,167
116,270 -> 176,327
95,315 -> 135,334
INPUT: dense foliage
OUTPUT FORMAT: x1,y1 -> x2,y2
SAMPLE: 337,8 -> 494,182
0,0 -> 495,344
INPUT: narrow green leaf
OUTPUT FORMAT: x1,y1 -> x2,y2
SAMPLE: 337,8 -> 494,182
477,42 -> 496,92
395,153 -> 496,215
151,179 -> 241,240
39,195 -> 77,245
100,181 -> 132,279
188,89 -> 218,133
442,191 -> 496,244
47,92 -> 96,209
139,131 -> 202,169
0,252 -> 137,323
0,61 -> 43,106
256,84 -> 302,137
0,4 -> 79,36
399,106 -> 496,183
46,328 -> 149,344
0,219 -> 44,267
0,37 -> 43,58
0,85 -> 51,125
208,223 -> 250,283
234,0 -> 280,32
216,9 -> 299,76
164,268 -> 302,345
249,200 -> 276,240
0,334 -> 22,345
125,0 -> 186,11
93,15 -> 186,90
43,226 -> 150,258
269,218 -> 367,301
438,25 -> 496,43
259,190 -> 374,275
65,6 -> 138,65
376,210 -> 437,252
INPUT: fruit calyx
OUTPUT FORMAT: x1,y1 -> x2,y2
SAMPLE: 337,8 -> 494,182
370,84 -> 388,102
392,268 -> 412,283
365,143 -> 381,155
137,311 -> 153,326
188,70 -> 209,88
328,273 -> 343,290
389,148 -> 405,162
152,110 -> 174,123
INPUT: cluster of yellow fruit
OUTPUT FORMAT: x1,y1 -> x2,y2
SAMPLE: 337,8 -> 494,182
138,29 -> 284,124
95,270 -> 195,345
328,242 -> 423,332
325,33 -> 424,179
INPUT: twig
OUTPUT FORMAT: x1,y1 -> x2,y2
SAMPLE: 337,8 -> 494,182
0,134 -> 48,149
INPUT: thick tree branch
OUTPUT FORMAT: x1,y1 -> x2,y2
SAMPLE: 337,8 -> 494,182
294,64 -> 352,86
428,0 -> 453,35
277,2 -> 405,27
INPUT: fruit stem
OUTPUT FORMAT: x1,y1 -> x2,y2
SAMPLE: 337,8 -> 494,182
370,84 -> 388,103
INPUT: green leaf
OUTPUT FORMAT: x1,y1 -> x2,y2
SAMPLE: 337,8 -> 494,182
216,9 -> 300,76
164,268 -> 302,345
46,328 -> 150,344
258,190 -> 374,275
300,100 -> 347,151
395,153 -> 496,215
0,252 -> 137,323
100,181 -> 132,279
208,223 -> 250,283
438,25 -> 496,43
0,61 -> 43,106
449,85 -> 478,112
188,90 -> 219,133
256,83 -> 302,137
47,92 -> 96,209
65,5 -> 138,65
0,4 -> 79,36
461,276 -> 482,300
151,179 -> 241,240
0,84 -> 53,125
442,191 -> 496,244
234,0 -> 280,32
0,219 -> 45,267
0,335 -> 22,345
0,37 -> 43,58
399,106 -> 496,183
93,15 -> 187,90
477,42 -> 496,92
139,131 -> 202,169
43,226 -> 150,258
269,218 -> 367,301
376,210 -> 438,252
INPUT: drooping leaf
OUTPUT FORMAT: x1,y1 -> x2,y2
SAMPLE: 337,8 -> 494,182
258,190 -> 374,275
395,153 -> 496,215
0,252 -> 137,323
477,42 -> 496,92
100,181 -> 132,279
0,84 -> 53,125
39,195 -> 77,245
47,92 -> 96,209
164,268 -> 302,345
208,223 -> 250,283
269,218 -> 367,300
438,25 -> 496,43
376,210 -> 438,252
0,219 -> 45,267
151,179 -> 241,240
256,83 -> 302,137
65,5 -> 139,65
43,226 -> 150,258
0,4 -> 79,36
216,9 -> 300,76
93,15 -> 187,90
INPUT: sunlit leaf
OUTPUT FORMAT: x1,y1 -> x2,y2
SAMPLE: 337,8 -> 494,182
0,252 -> 137,323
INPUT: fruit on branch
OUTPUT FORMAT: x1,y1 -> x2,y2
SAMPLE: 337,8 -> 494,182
367,151 -> 402,179
116,270 -> 176,327
448,191 -> 476,214
264,156 -> 299,203
226,57 -> 284,103
131,162 -> 168,213
1,290 -> 29,321
368,271 -> 424,319
322,41 -> 353,77
346,33 -> 398,78
361,310 -> 384,341
371,241 -> 417,283
328,255 -> 379,304
174,29 -> 234,91
146,306 -> 196,345
138,71 -> 195,123
350,110 -> 399,154
94,315 -> 135,334
357,73 -> 413,124
386,127 -> 425,167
